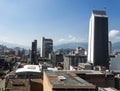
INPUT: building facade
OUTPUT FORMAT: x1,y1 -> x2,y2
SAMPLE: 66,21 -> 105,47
88,10 -> 109,69
41,37 -> 53,58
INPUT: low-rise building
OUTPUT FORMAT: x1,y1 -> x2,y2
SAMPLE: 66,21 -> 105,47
44,70 -> 97,91
114,74 -> 120,90
5,65 -> 43,91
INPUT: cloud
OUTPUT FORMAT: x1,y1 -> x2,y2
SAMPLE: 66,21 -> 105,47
58,35 -> 77,43
57,35 -> 87,45
109,30 -> 120,38
109,30 -> 120,42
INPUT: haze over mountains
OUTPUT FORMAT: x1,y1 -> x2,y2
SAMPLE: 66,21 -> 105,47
54,42 -> 120,51
0,41 -> 120,51
0,41 -> 29,49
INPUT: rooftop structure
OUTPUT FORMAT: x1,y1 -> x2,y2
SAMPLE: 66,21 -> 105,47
93,10 -> 107,16
16,65 -> 41,73
14,65 -> 42,79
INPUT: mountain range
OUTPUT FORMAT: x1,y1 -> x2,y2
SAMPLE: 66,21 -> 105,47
0,41 -> 120,51
54,42 -> 120,51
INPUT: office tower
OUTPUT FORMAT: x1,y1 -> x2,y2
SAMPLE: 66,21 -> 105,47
88,10 -> 109,69
31,40 -> 38,64
41,37 -> 53,58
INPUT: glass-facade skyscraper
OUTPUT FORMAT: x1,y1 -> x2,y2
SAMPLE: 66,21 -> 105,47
41,37 -> 53,58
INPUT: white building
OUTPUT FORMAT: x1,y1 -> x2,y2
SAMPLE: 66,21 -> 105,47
15,65 -> 42,78
88,10 -> 109,69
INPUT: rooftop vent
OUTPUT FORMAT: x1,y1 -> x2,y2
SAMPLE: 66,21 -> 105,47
12,81 -> 24,86
27,66 -> 36,69
58,76 -> 66,81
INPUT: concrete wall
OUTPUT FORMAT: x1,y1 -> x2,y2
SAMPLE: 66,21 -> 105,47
43,72 -> 53,91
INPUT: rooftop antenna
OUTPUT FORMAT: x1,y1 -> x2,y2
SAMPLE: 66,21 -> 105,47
104,6 -> 107,10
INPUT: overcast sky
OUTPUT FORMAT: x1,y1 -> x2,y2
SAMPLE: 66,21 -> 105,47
0,0 -> 120,47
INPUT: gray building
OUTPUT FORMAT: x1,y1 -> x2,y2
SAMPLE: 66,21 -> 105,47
88,10 -> 109,69
49,53 -> 63,67
41,37 -> 53,58
64,54 -> 87,70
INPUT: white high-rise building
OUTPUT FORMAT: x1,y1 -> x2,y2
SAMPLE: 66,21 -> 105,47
88,10 -> 109,69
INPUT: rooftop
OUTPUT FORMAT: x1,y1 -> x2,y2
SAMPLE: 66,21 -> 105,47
45,70 -> 96,89
6,79 -> 30,91
75,70 -> 103,75
92,10 -> 107,17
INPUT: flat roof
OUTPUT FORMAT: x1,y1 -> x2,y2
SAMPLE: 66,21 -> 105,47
6,79 -> 30,90
45,70 -> 96,89
16,65 -> 41,73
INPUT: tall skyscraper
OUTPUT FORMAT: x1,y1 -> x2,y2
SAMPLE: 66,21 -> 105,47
31,40 -> 38,64
41,37 -> 53,58
88,10 -> 109,69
